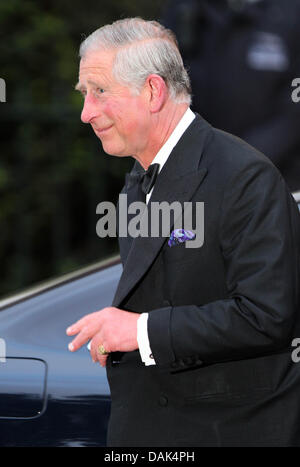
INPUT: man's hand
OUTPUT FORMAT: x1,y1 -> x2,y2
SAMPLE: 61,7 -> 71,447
66,307 -> 139,367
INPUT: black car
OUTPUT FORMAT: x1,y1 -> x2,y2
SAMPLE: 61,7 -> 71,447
0,255 -> 121,447
0,191 -> 299,447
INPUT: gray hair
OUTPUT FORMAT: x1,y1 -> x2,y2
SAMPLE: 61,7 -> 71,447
79,18 -> 192,104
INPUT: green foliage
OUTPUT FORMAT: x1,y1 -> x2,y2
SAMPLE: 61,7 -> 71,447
0,0 -> 165,296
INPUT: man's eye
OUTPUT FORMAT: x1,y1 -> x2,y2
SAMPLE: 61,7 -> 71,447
97,88 -> 105,94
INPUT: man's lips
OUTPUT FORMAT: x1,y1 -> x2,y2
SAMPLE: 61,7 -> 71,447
94,125 -> 113,135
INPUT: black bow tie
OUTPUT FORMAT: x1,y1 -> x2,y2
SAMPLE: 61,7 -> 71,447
126,163 -> 160,195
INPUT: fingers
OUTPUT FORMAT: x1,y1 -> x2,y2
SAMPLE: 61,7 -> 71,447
67,319 -> 109,366
66,319 -> 94,352
90,336 -> 99,362
66,308 -> 120,363
66,310 -> 103,337
66,317 -> 87,337
68,329 -> 91,352
90,335 -> 109,363
66,311 -> 103,352
98,354 -> 108,367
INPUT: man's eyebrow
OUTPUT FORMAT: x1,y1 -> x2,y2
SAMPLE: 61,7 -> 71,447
74,80 -> 101,91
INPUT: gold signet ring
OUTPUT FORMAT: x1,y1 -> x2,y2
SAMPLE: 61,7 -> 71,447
98,344 -> 108,355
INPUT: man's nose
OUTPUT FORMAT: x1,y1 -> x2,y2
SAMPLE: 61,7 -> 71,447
81,95 -> 100,124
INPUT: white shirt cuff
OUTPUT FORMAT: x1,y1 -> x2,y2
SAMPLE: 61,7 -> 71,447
137,313 -> 156,366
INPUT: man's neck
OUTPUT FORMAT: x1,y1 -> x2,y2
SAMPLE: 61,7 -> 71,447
134,102 -> 189,170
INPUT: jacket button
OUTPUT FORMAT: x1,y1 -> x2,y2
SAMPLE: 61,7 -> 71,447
159,395 -> 168,407
195,359 -> 203,366
183,356 -> 194,366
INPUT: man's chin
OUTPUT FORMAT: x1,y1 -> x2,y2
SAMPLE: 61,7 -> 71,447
100,143 -> 130,158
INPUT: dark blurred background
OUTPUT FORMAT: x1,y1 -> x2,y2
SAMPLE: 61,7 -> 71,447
0,0 -> 163,297
1,0 -> 299,297
162,0 -> 300,191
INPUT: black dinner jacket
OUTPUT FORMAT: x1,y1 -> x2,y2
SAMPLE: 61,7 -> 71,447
107,114 -> 300,447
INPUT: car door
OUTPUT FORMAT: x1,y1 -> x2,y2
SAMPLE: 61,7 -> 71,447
0,257 -> 121,447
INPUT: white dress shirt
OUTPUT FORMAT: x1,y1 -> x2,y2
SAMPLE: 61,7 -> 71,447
137,108 -> 196,365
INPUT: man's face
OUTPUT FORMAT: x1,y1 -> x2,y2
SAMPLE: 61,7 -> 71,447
77,49 -> 151,158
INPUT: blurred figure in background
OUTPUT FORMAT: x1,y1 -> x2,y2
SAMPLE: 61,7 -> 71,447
162,0 -> 300,191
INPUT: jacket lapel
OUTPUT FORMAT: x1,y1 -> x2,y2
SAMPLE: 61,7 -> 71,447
113,114 -> 212,307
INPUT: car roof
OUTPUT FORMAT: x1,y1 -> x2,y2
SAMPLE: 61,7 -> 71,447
0,254 -> 121,311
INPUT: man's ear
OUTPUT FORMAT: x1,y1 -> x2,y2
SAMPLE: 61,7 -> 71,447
145,74 -> 168,112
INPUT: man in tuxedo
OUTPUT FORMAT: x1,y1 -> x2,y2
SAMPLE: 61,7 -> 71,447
67,17 -> 300,446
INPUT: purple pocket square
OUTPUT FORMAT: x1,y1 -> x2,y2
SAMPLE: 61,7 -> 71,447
168,229 -> 196,247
